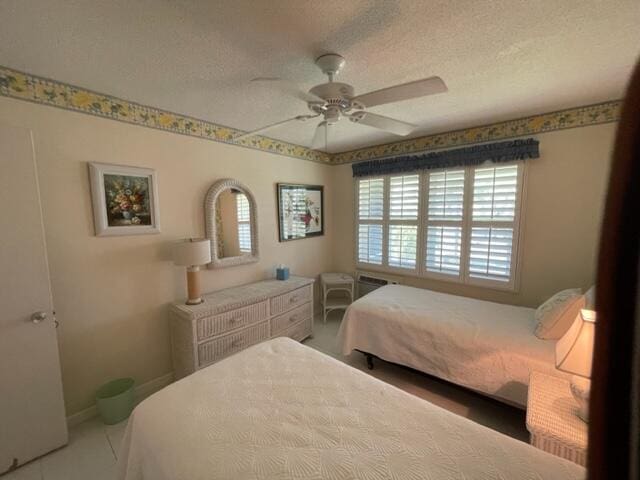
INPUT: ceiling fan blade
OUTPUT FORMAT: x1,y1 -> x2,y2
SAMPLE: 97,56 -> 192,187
234,114 -> 318,141
352,76 -> 447,108
311,121 -> 328,151
349,111 -> 416,136
250,77 -> 325,103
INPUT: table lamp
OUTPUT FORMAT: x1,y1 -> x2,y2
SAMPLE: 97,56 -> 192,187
172,238 -> 211,305
555,308 -> 596,422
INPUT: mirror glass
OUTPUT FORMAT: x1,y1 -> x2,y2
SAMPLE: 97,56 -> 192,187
215,189 -> 252,259
205,178 -> 258,268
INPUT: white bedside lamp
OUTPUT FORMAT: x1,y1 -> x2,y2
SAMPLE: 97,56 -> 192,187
555,309 -> 596,422
172,238 -> 211,305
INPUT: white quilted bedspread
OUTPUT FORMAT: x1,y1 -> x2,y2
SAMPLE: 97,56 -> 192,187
117,338 -> 583,480
338,285 -> 566,407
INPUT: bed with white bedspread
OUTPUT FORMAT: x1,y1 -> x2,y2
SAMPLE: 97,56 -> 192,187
338,284 -> 565,407
117,337 -> 583,480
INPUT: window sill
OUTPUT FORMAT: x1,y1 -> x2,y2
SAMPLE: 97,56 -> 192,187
355,262 -> 519,293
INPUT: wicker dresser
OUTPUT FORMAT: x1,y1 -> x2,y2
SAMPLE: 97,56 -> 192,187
170,276 -> 314,379
526,371 -> 588,466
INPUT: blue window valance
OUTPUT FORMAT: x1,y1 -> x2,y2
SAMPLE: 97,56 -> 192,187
351,138 -> 539,177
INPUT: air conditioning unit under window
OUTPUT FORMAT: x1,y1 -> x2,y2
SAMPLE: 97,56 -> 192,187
355,270 -> 402,298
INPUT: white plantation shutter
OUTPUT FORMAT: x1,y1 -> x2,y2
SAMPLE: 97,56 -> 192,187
238,224 -> 251,252
426,226 -> 462,275
468,164 -> 521,285
427,170 -> 465,221
472,165 -> 518,221
354,161 -> 523,289
389,175 -> 419,219
236,193 -> 250,222
469,227 -> 514,280
424,170 -> 464,277
358,178 -> 384,220
358,224 -> 384,264
236,194 -> 252,253
388,225 -> 418,268
387,175 -> 419,270
357,178 -> 384,265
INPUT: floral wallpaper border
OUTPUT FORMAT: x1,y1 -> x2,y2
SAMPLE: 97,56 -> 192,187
331,100 -> 621,164
0,65 -> 621,166
0,65 -> 331,164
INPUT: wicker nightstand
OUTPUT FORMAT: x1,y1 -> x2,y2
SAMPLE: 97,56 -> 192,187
320,273 -> 354,323
526,371 -> 588,466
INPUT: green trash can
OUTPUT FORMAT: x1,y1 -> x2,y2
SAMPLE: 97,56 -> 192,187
96,377 -> 135,425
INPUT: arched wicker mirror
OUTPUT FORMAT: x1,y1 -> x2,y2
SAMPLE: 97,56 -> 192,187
204,178 -> 259,268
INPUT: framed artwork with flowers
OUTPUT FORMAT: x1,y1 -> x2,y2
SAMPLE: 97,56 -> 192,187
88,162 -> 160,236
276,183 -> 324,242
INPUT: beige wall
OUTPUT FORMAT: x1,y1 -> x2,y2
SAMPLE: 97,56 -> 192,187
331,123 -> 616,307
0,97 -> 337,416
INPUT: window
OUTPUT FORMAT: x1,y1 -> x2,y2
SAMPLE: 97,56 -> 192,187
388,175 -> 419,269
236,193 -> 252,253
425,169 -> 465,277
468,165 -> 519,284
357,178 -> 384,264
355,162 -> 524,290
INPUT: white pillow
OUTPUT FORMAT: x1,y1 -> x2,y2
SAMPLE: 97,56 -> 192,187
534,288 -> 585,340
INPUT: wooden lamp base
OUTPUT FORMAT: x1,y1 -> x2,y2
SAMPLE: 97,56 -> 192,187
185,266 -> 203,305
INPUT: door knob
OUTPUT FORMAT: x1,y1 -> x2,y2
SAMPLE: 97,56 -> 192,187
31,311 -> 48,324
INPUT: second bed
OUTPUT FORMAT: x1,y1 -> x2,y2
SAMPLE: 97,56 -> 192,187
338,284 -> 566,407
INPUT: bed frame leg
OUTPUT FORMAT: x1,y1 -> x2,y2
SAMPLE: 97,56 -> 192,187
365,353 -> 374,370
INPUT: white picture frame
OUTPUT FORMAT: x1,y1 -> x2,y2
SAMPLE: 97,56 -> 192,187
88,162 -> 161,236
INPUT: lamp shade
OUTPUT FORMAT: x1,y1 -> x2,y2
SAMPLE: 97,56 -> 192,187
555,309 -> 596,378
172,238 -> 211,267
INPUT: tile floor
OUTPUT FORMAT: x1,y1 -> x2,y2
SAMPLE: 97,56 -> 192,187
3,418 -> 126,480
5,312 -> 528,479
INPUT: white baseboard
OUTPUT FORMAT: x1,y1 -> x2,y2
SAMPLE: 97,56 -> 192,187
66,372 -> 174,428
132,372 -> 174,403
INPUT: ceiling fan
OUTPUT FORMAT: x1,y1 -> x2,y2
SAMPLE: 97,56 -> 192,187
234,53 -> 447,151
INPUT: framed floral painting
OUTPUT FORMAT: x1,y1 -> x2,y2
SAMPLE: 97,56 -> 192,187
88,162 -> 160,236
277,183 -> 324,242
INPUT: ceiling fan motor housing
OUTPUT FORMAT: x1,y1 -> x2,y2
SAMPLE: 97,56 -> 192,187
307,82 -> 358,120
309,82 -> 353,103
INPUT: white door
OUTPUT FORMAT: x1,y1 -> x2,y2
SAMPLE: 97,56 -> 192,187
0,125 -> 68,473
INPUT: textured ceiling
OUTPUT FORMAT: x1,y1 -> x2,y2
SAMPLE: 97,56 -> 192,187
1,0 -> 639,153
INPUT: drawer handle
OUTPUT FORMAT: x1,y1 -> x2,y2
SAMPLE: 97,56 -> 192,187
229,314 -> 242,324
289,315 -> 299,323
289,295 -> 298,303
231,338 -> 243,348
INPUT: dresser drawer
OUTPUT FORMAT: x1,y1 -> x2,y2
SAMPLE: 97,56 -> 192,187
198,320 -> 269,367
271,302 -> 312,335
196,300 -> 268,340
271,285 -> 312,316
275,316 -> 312,342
